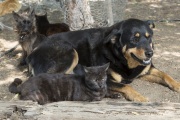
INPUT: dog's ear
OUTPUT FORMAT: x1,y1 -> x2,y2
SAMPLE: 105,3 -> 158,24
18,7 -> 31,14
146,20 -> 155,29
45,12 -> 47,16
29,9 -> 35,18
104,29 -> 121,44
12,11 -> 22,22
24,7 -> 31,14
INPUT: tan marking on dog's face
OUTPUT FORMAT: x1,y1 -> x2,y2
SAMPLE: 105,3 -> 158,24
135,33 -> 140,37
145,32 -> 150,37
123,47 -> 146,68
109,69 -> 122,83
122,45 -> 127,54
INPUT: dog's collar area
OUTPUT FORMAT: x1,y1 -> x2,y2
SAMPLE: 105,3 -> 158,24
131,53 -> 151,65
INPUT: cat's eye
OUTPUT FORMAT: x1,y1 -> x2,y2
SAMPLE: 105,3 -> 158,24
27,21 -> 31,24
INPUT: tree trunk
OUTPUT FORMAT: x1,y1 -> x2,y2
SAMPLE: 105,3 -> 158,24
106,0 -> 114,26
65,0 -> 94,30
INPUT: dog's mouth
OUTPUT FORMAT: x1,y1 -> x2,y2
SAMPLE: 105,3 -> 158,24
19,32 -> 29,41
131,53 -> 151,65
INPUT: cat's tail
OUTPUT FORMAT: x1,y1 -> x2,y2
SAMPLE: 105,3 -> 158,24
9,78 -> 22,94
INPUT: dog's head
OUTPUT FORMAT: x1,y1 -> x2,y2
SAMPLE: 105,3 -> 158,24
35,12 -> 48,23
12,9 -> 36,41
104,19 -> 155,68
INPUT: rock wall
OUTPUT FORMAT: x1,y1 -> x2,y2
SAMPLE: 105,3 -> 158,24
0,0 -> 127,31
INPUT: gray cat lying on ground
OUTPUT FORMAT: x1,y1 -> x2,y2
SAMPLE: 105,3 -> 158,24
9,63 -> 109,105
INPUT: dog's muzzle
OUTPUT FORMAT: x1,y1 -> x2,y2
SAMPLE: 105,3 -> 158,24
131,53 -> 152,65
19,31 -> 29,42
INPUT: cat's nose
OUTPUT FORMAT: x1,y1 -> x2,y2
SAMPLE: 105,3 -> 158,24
99,84 -> 103,88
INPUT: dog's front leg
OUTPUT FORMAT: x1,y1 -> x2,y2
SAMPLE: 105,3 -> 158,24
107,81 -> 148,102
108,69 -> 148,102
139,67 -> 180,92
19,50 -> 27,66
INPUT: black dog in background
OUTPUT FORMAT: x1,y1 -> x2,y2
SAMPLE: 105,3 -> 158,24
27,18 -> 180,102
35,13 -> 70,36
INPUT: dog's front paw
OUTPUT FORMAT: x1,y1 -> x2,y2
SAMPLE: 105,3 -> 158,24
19,59 -> 27,66
131,94 -> 148,102
125,92 -> 148,102
172,82 -> 180,92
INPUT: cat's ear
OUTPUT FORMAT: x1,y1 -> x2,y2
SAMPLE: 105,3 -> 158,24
83,66 -> 89,73
12,11 -> 22,22
102,63 -> 110,71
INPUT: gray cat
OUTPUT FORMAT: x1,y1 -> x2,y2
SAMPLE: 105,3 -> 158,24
9,63 -> 109,105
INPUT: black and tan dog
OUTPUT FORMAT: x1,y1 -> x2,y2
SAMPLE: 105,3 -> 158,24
27,18 -> 180,102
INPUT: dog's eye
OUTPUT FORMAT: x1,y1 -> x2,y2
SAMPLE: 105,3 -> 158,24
132,37 -> 140,43
22,20 -> 26,24
22,20 -> 31,24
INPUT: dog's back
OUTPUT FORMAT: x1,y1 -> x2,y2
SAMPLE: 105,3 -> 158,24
27,28 -> 107,75
46,23 -> 70,36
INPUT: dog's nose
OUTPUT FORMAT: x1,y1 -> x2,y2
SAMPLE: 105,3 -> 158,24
145,51 -> 153,58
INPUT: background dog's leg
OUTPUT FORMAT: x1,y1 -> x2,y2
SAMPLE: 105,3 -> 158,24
108,82 -> 148,102
139,67 -> 180,92
19,50 -> 27,66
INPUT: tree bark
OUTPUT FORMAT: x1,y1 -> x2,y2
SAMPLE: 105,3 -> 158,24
65,0 -> 94,30
106,0 -> 114,26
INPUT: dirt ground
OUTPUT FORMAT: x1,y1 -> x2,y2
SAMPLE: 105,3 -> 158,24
0,0 -> 180,104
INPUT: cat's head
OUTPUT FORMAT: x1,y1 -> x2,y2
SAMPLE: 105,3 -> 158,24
12,9 -> 36,40
84,63 -> 109,92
